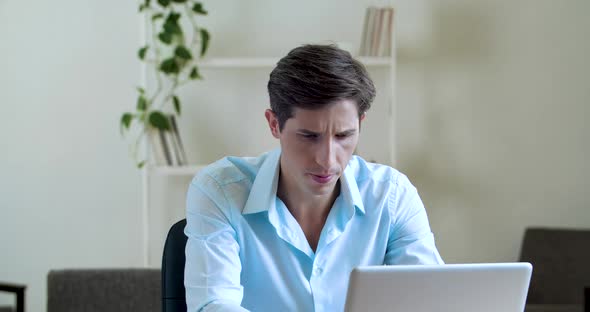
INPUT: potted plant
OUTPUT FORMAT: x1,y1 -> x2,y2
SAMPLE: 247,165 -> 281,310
120,0 -> 210,168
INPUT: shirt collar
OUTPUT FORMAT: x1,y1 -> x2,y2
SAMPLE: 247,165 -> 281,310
242,149 -> 365,215
242,148 -> 281,215
341,162 -> 365,215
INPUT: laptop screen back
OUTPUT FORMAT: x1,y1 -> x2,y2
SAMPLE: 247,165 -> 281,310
344,262 -> 532,312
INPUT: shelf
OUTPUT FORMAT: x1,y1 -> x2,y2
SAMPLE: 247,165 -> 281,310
148,164 -> 207,176
198,57 -> 279,68
197,57 -> 393,69
357,57 -> 395,67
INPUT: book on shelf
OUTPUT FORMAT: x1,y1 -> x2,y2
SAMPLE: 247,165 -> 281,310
165,128 -> 180,166
360,6 -> 377,57
158,129 -> 173,166
359,7 -> 373,56
148,129 -> 167,166
148,115 -> 188,167
359,6 -> 394,57
378,7 -> 394,57
370,7 -> 384,56
168,115 -> 188,166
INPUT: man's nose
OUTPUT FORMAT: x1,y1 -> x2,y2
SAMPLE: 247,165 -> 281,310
315,139 -> 335,170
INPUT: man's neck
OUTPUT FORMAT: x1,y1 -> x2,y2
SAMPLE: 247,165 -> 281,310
276,173 -> 340,251
278,180 -> 340,221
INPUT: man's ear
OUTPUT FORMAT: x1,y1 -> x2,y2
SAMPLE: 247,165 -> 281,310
265,109 -> 281,139
357,113 -> 366,132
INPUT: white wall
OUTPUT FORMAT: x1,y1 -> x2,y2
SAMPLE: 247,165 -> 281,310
395,0 -> 590,262
1,0 -> 589,310
0,1 -> 141,311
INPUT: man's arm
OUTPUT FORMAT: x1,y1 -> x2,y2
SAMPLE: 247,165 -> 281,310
185,174 -> 249,312
384,173 -> 444,265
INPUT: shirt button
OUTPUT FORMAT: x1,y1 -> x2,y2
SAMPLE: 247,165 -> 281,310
313,266 -> 323,276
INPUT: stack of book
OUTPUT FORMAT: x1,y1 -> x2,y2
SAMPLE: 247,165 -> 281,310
148,115 -> 188,166
359,6 -> 395,57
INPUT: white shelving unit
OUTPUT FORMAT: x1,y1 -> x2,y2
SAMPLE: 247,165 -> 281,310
140,27 -> 397,267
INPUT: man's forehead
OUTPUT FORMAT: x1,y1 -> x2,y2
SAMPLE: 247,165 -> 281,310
291,100 -> 359,116
286,104 -> 360,131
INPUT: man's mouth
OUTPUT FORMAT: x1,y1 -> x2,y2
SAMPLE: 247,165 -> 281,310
309,173 -> 334,184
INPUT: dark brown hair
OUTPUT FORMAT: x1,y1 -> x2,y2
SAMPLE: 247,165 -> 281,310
267,44 -> 376,130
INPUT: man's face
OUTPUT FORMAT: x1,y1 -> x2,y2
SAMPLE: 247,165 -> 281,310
265,99 -> 364,197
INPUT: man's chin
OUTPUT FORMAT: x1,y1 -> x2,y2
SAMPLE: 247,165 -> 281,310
306,178 -> 339,196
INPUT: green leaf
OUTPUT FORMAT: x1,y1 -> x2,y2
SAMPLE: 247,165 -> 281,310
138,46 -> 148,60
148,111 -> 171,130
168,12 -> 181,21
157,0 -> 170,7
189,66 -> 201,79
137,95 -> 147,111
160,58 -> 179,74
192,2 -> 207,15
158,32 -> 172,44
199,28 -> 210,57
137,160 -> 146,169
152,13 -> 164,20
137,86 -> 145,94
173,95 -> 181,115
120,113 -> 133,134
174,45 -> 192,60
164,22 -> 182,36
163,13 -> 182,36
171,0 -> 187,3
139,0 -> 151,11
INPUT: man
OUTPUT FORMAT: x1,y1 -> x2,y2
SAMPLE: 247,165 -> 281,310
185,44 -> 443,312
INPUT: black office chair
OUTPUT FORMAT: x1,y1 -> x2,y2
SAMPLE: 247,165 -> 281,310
162,219 -> 188,312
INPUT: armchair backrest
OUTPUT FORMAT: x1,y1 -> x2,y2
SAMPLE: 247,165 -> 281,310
47,269 -> 159,312
519,227 -> 590,305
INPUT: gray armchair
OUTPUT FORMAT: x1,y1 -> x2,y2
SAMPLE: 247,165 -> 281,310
518,227 -> 590,312
46,221 -> 188,312
46,269 -> 160,312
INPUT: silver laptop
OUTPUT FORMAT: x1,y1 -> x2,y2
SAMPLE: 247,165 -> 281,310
344,262 -> 532,312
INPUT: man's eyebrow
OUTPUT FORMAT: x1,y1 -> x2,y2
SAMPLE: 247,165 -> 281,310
295,129 -> 357,135
338,129 -> 357,135
296,129 -> 320,134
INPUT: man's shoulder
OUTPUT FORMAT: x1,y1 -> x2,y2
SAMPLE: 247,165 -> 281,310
188,150 -> 279,218
348,155 -> 404,186
193,152 -> 269,188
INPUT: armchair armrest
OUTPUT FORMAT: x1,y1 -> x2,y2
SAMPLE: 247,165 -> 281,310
585,287 -> 589,312
0,282 -> 26,312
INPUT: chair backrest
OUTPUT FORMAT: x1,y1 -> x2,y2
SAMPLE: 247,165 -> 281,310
47,269 -> 160,312
519,227 -> 590,305
162,219 -> 188,312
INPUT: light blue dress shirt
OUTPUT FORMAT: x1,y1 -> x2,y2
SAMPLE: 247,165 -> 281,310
185,149 -> 443,312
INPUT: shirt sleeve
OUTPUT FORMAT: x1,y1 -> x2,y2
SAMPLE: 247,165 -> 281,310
185,173 -> 250,312
384,173 -> 444,265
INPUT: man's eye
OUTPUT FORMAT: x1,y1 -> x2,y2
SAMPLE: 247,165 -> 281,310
336,133 -> 352,139
300,133 -> 318,140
